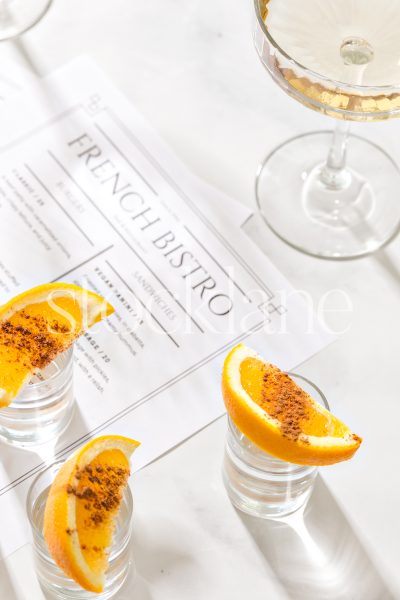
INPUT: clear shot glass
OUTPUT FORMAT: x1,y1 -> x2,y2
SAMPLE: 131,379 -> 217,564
0,348 -> 74,447
222,374 -> 329,519
26,460 -> 134,600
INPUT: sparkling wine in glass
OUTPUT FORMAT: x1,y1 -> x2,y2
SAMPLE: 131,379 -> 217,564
254,0 -> 400,259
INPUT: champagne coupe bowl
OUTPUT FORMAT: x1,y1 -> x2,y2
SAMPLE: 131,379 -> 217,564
253,0 -> 400,259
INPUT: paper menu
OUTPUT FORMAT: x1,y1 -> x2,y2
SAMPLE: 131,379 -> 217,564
0,57 -> 37,102
1,57 -> 252,230
0,57 -> 333,558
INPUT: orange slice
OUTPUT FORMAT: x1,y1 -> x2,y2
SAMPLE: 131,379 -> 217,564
222,344 -> 362,466
43,435 -> 140,593
0,283 -> 114,407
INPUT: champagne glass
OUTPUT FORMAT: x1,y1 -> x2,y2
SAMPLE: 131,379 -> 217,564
0,0 -> 52,41
253,0 -> 400,259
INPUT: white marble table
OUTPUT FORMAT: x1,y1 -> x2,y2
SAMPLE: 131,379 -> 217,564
1,1 -> 399,599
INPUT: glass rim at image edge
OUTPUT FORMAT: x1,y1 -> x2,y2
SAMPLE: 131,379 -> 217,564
255,130 -> 400,261
0,0 -> 54,42
253,0 -> 400,95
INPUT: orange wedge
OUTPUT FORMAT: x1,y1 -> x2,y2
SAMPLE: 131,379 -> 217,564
0,283 -> 114,407
43,435 -> 140,593
222,344 -> 362,466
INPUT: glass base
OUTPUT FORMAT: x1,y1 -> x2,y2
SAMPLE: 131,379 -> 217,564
38,561 -> 133,600
256,132 -> 400,259
223,417 -> 318,520
0,349 -> 74,448
223,448 -> 316,519
0,401 -> 74,448
0,0 -> 52,41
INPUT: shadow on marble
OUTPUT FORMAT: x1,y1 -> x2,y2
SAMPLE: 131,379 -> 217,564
373,244 -> 400,286
237,476 -> 395,600
0,400 -> 90,529
0,554 -> 17,600
119,573 -> 154,600
11,36 -> 42,77
52,399 -> 92,461
0,436 -> 59,521
244,210 -> 400,283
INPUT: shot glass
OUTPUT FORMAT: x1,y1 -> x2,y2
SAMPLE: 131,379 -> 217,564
222,374 -> 329,519
0,348 -> 74,447
27,460 -> 134,600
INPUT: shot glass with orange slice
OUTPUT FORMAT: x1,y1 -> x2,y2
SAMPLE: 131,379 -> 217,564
0,283 -> 114,447
222,344 -> 362,519
26,435 -> 140,600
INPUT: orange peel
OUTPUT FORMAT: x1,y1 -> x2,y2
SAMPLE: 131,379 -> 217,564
222,344 -> 362,466
0,283 -> 114,406
43,435 -> 140,592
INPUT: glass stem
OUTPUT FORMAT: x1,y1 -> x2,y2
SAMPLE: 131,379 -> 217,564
320,120 -> 351,190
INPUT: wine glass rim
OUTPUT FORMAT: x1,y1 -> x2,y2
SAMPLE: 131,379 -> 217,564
253,0 -> 400,93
